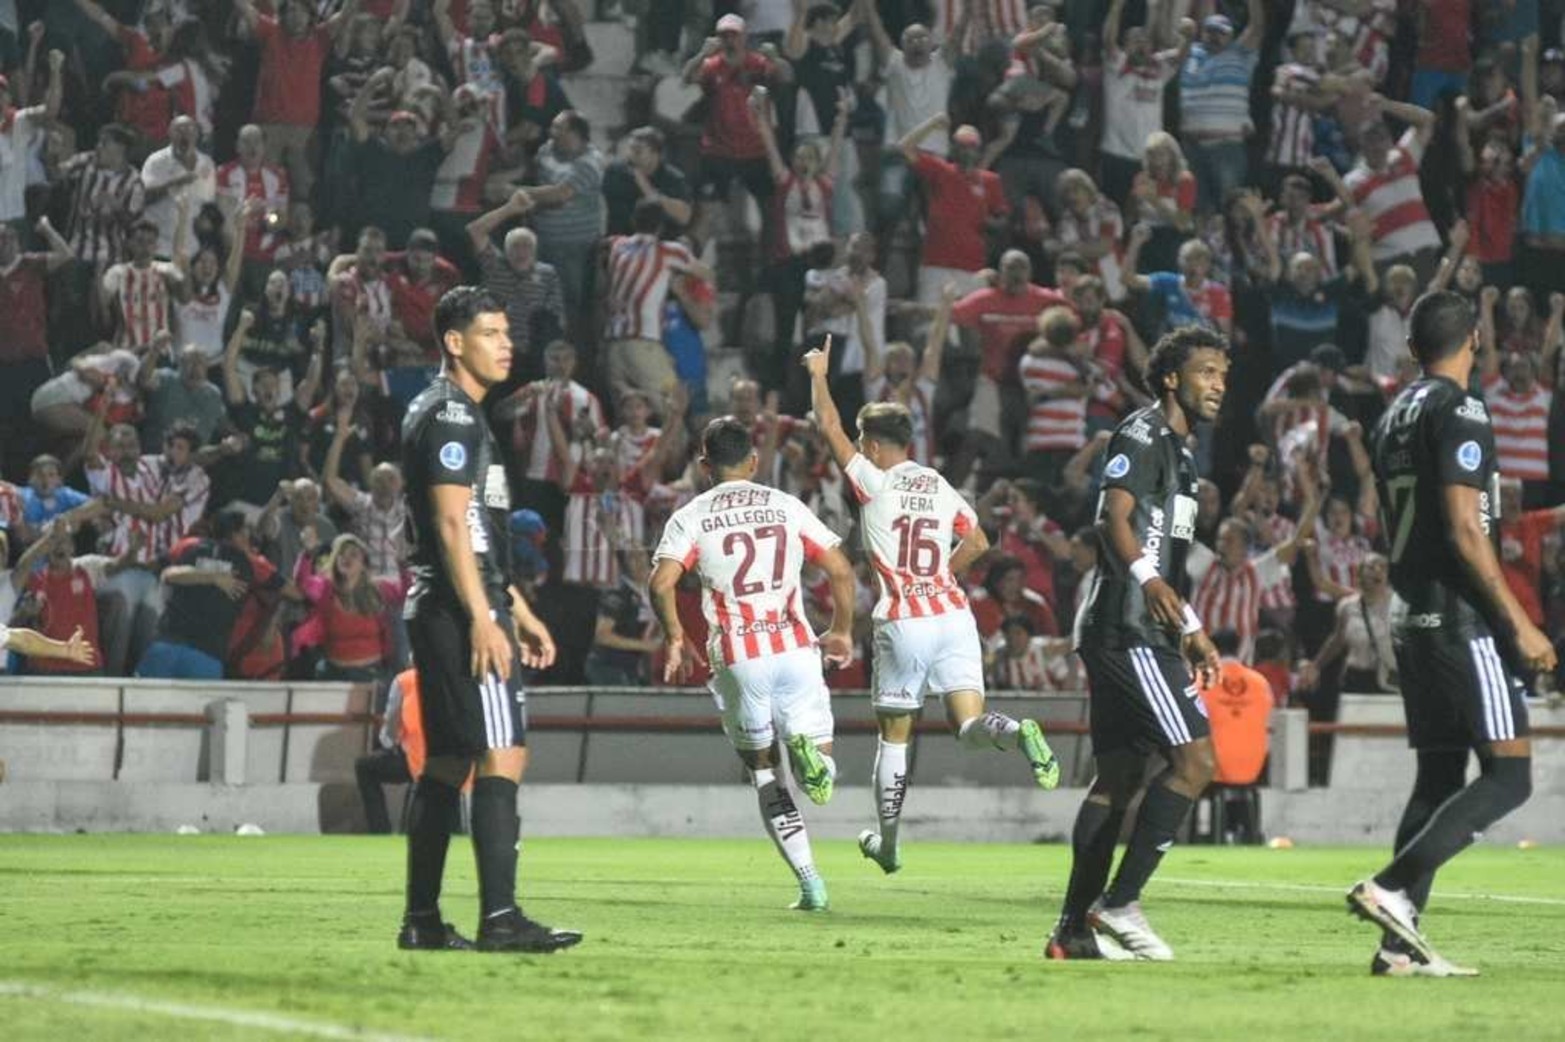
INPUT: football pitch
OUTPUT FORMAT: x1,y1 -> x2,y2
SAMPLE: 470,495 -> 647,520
3,835 -> 1565,1041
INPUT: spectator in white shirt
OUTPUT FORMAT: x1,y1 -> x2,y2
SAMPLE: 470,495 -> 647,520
140,115 -> 216,259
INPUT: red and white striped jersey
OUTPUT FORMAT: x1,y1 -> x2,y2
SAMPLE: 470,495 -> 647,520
1255,512 -> 1298,610
510,381 -> 606,483
1344,131 -> 1440,262
615,425 -> 661,478
1489,382 -> 1553,482
431,119 -> 499,214
605,234 -> 692,341
932,0 -> 1028,53
1292,0 -> 1393,86
150,461 -> 211,557
215,160 -> 289,260
1314,522 -> 1372,601
864,375 -> 937,466
563,471 -> 644,589
1055,197 -> 1125,300
101,261 -> 179,348
655,480 -> 841,666
1267,210 -> 1338,276
1187,544 -> 1285,662
769,172 -> 833,262
84,454 -> 161,562
1018,351 -> 1087,452
843,455 -> 977,622
990,635 -> 1076,692
1266,63 -> 1319,169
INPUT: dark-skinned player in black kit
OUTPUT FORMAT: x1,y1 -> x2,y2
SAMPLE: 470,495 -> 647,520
1046,326 -> 1227,962
397,285 -> 582,953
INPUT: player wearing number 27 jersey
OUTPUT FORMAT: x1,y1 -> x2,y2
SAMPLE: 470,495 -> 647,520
650,417 -> 860,913
804,337 -> 1060,880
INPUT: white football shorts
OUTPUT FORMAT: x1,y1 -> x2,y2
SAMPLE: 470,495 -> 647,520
870,612 -> 986,712
708,647 -> 835,751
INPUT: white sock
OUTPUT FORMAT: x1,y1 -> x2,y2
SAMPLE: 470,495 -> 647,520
752,768 -> 819,883
958,711 -> 1021,751
874,739 -> 909,853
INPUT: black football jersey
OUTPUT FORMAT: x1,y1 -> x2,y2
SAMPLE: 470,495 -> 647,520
402,377 -> 513,614
1075,404 -> 1201,651
1371,375 -> 1501,630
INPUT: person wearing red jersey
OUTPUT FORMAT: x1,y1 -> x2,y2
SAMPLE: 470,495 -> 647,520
70,0 -> 174,154
949,249 -> 1068,483
805,337 -> 1059,876
1498,477 -> 1565,629
650,416 -> 856,912
215,124 -> 290,279
901,111 -> 1010,308
683,15 -> 793,248
0,218 -> 73,426
101,219 -> 182,350
1489,351 -> 1553,504
21,517 -> 137,676
233,0 -> 356,204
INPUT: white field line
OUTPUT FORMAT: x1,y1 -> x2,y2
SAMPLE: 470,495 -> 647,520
0,981 -> 438,1041
1159,876 -> 1565,907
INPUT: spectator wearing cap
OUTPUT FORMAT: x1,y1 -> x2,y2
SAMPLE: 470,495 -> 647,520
514,109 -> 605,342
140,115 -> 215,260
1343,98 -> 1440,282
348,69 -> 452,249
509,509 -> 549,586
900,111 -> 1009,309
603,126 -> 693,237
1521,112 -> 1565,295
233,0 -> 356,204
1177,0 -> 1265,214
0,47 -> 61,227
683,14 -> 793,247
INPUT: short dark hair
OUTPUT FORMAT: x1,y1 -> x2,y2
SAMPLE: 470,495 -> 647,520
628,125 -> 665,152
856,401 -> 914,448
701,416 -> 755,470
1011,478 -> 1047,510
1408,290 -> 1476,365
164,421 -> 200,451
433,285 -> 505,350
984,555 -> 1025,599
1144,325 -> 1228,395
559,109 -> 590,140
1210,628 -> 1241,657
632,198 -> 664,234
1001,613 -> 1037,637
1054,250 -> 1087,275
212,508 -> 249,542
806,3 -> 838,27
131,218 -> 159,237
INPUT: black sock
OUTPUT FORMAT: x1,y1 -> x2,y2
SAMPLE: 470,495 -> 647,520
1376,757 -> 1531,895
1381,750 -> 1467,946
1058,799 -> 1125,933
404,777 -> 459,918
1103,781 -> 1194,908
471,776 -> 521,918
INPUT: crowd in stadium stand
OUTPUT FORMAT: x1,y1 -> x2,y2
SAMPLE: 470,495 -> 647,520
1,0 -> 1563,741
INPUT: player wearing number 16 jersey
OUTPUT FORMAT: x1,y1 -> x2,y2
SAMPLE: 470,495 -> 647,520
804,338 -> 1060,879
1348,291 -> 1557,977
649,417 -> 859,912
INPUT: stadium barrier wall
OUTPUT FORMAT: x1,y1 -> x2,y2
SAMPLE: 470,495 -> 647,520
2,680 -> 1563,842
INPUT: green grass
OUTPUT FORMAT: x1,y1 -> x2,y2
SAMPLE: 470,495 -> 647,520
3,835 -> 1565,1041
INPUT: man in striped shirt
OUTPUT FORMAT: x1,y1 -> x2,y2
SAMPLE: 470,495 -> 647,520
468,192 -> 565,383
101,219 -> 182,349
521,111 -> 605,337
1178,1 -> 1265,213
1019,306 -> 1089,481
603,199 -> 711,405
1268,171 -> 1337,276
500,341 -> 604,532
1187,486 -> 1319,663
1489,351 -> 1553,504
60,126 -> 144,336
1344,100 -> 1441,281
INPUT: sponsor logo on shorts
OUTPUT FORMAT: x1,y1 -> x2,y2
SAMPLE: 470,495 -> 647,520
1105,453 -> 1131,480
439,441 -> 467,471
1456,440 -> 1482,472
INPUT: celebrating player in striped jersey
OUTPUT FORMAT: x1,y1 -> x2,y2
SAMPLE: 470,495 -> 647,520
649,417 -> 858,912
803,336 -> 1060,877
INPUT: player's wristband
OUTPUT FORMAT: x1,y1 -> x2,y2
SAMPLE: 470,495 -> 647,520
1129,556 -> 1160,586
1180,604 -> 1203,637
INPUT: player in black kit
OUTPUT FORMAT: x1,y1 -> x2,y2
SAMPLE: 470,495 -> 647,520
1347,291 -> 1556,977
397,285 -> 581,954
1045,326 -> 1227,962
